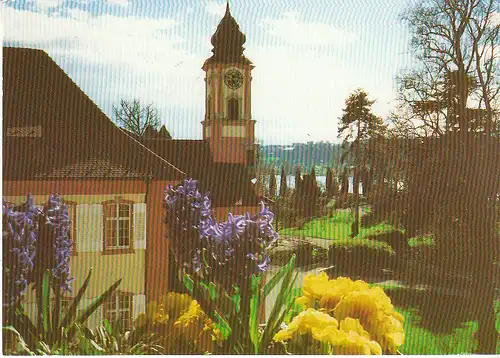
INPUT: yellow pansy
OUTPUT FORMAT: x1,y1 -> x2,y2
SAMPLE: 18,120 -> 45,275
332,330 -> 383,355
334,288 -> 404,353
273,308 -> 339,342
311,318 -> 382,355
301,272 -> 331,300
319,277 -> 371,311
369,312 -> 405,353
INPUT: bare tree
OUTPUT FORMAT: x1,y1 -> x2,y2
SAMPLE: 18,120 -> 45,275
395,0 -> 499,137
113,99 -> 161,136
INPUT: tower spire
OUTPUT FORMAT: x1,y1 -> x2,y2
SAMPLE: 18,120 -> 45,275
225,1 -> 230,15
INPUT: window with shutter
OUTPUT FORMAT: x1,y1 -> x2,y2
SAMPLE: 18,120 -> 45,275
102,198 -> 134,254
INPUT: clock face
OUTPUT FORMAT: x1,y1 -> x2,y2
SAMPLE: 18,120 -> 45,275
224,69 -> 244,90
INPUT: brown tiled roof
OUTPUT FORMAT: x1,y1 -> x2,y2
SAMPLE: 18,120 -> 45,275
37,156 -> 143,179
3,47 -> 184,181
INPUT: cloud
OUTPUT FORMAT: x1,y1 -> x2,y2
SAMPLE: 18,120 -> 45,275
491,12 -> 500,26
34,0 -> 65,12
205,1 -> 226,17
260,11 -> 356,46
106,0 -> 129,6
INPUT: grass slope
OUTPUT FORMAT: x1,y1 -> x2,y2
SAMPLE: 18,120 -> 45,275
278,210 -> 397,254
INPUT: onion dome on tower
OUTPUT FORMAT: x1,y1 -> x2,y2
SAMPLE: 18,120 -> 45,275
203,2 -> 253,67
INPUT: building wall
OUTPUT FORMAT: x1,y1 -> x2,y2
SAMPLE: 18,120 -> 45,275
145,180 -> 180,302
3,179 -> 154,328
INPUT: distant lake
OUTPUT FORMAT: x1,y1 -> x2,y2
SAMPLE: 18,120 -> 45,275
265,175 -> 362,195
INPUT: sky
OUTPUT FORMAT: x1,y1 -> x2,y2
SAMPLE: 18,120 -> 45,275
3,0 -> 419,145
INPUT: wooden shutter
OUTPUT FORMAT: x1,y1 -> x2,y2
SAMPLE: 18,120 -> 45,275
76,204 -> 103,252
133,294 -> 146,320
133,203 -> 146,249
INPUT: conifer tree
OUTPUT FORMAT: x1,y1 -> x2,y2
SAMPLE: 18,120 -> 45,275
279,166 -> 287,197
269,167 -> 277,198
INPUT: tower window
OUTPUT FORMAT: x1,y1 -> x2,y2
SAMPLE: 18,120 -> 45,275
227,98 -> 239,120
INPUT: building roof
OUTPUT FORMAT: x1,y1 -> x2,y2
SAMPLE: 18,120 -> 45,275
203,3 -> 253,68
3,47 -> 184,181
133,137 -> 259,207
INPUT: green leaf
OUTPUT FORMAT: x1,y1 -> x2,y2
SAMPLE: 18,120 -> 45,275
103,319 -> 113,336
200,281 -> 217,300
60,268 -> 93,329
260,265 -> 298,352
3,326 -> 35,355
77,278 -> 122,324
40,270 -> 51,339
213,311 -> 231,339
183,273 -> 194,294
249,275 -> 261,354
262,254 -> 296,298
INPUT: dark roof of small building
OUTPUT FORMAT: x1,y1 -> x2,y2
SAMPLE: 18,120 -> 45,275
3,47 -> 184,181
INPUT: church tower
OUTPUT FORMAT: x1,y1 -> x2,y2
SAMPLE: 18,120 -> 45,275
202,3 -> 256,165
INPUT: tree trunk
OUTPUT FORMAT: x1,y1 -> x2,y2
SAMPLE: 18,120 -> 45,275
351,167 -> 360,237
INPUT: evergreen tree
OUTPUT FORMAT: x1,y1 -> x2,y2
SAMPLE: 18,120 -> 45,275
338,89 -> 386,237
279,166 -> 287,197
339,168 -> 349,198
269,167 -> 277,198
294,166 -> 302,193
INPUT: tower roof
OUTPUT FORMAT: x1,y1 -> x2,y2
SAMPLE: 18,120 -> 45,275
204,2 -> 252,67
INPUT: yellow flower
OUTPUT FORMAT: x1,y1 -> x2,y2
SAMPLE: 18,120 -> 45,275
369,312 -> 405,353
160,292 -> 193,320
302,272 -> 331,300
296,274 -> 372,312
318,278 -> 370,312
274,308 -> 338,342
333,288 -> 404,353
146,301 -> 170,324
312,318 -> 382,355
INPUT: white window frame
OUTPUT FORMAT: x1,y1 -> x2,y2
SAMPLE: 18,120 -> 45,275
104,202 -> 132,249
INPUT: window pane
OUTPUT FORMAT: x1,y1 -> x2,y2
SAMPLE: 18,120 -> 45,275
119,236 -> 130,247
118,219 -> 129,230
106,222 -> 117,246
106,204 -> 117,217
119,204 -> 130,217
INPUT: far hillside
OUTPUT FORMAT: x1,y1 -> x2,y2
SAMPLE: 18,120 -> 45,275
259,142 -> 346,174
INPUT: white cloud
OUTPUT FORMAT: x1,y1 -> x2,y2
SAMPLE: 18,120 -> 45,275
205,1 -> 226,17
260,11 -> 356,46
34,0 -> 65,12
491,12 -> 500,26
106,0 -> 129,6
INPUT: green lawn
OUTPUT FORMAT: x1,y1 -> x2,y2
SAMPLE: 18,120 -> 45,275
396,305 -> 500,354
278,210 -> 397,255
